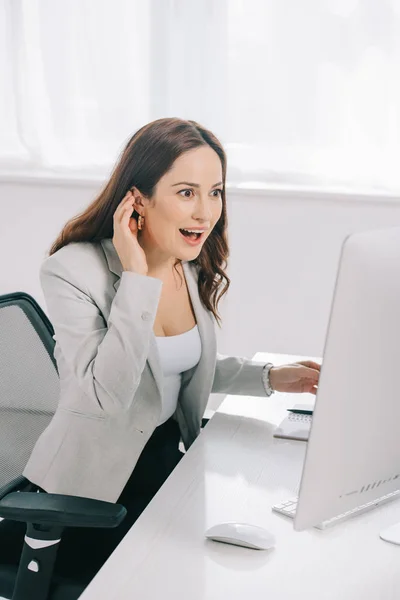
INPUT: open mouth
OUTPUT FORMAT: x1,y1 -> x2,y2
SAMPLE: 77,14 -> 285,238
179,229 -> 206,246
179,229 -> 203,241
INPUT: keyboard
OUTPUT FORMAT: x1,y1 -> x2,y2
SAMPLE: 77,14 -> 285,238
272,489 -> 400,530
273,412 -> 312,442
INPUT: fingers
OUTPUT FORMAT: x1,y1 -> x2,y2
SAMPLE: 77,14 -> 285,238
121,203 -> 136,232
297,360 -> 321,371
298,366 -> 320,382
301,382 -> 318,395
114,191 -> 136,223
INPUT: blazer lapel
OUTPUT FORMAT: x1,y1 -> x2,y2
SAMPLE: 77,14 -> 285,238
100,238 -> 123,293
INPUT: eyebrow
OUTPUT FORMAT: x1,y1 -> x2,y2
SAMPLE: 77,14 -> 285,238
171,181 -> 223,188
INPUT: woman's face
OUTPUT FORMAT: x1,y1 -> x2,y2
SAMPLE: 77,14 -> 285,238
135,145 -> 223,264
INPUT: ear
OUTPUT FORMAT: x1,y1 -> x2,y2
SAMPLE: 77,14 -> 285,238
130,186 -> 146,216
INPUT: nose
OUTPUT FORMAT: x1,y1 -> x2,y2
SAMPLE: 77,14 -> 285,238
193,194 -> 213,223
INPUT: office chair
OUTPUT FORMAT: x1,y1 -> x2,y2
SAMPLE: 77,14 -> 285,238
0,292 -> 127,600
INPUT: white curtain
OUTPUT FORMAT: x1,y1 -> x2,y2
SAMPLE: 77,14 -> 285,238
2,0 -> 400,191
1,0 -> 150,173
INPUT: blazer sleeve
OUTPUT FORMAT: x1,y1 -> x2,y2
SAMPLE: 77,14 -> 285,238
211,353 -> 267,397
40,255 -> 162,416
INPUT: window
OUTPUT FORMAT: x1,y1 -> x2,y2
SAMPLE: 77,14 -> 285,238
2,0 -> 400,192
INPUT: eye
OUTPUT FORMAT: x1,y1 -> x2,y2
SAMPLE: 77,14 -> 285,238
211,188 -> 223,198
178,189 -> 194,198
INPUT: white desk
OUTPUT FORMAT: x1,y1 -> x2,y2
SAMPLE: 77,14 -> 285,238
81,353 -> 400,600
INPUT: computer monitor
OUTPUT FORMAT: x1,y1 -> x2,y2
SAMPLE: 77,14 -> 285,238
294,227 -> 400,537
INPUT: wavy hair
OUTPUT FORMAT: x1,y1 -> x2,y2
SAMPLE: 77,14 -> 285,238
50,118 -> 230,326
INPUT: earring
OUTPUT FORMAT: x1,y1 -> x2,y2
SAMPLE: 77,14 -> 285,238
138,215 -> 145,230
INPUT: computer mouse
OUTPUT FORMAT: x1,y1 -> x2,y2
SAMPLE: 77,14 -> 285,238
205,522 -> 276,550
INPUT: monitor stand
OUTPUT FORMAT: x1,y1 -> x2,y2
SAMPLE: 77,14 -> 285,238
380,522 -> 400,545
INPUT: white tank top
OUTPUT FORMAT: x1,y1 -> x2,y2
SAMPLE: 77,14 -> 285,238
155,324 -> 202,425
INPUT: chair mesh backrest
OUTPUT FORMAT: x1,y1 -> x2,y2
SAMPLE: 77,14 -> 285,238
0,297 -> 60,488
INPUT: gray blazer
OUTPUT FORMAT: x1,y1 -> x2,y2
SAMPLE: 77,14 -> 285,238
23,239 -> 267,502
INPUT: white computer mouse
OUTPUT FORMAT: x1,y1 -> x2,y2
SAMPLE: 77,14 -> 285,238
205,522 -> 276,550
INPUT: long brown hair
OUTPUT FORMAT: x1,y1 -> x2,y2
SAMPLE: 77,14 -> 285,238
50,117 -> 230,326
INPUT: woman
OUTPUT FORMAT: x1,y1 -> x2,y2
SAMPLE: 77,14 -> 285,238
22,117 -> 319,581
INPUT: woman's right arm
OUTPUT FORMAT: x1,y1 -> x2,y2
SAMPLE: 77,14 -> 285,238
41,190 -> 160,416
40,255 -> 162,416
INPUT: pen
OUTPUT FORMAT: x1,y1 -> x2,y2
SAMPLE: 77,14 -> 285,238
287,409 -> 313,415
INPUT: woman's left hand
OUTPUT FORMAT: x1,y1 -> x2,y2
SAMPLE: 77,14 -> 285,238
269,361 -> 321,395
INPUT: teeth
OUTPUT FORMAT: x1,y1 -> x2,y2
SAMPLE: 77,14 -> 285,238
182,229 -> 204,233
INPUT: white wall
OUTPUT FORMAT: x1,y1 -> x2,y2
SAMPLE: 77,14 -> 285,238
222,189 -> 400,358
1,178 -> 400,371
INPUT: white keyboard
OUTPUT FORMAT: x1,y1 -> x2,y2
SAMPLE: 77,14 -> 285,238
272,489 -> 400,530
273,412 -> 312,442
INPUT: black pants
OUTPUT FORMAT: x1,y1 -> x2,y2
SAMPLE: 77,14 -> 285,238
0,417 -> 183,585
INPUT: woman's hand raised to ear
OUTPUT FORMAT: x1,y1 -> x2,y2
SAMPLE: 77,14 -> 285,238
112,191 -> 149,276
269,361 -> 321,395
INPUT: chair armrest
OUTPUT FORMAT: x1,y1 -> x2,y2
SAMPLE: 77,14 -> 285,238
0,475 -> 28,500
0,492 -> 126,529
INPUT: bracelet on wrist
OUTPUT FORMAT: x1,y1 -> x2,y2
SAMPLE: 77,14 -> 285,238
262,362 -> 275,397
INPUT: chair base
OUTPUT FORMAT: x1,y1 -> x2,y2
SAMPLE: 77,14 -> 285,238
0,565 -> 85,600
